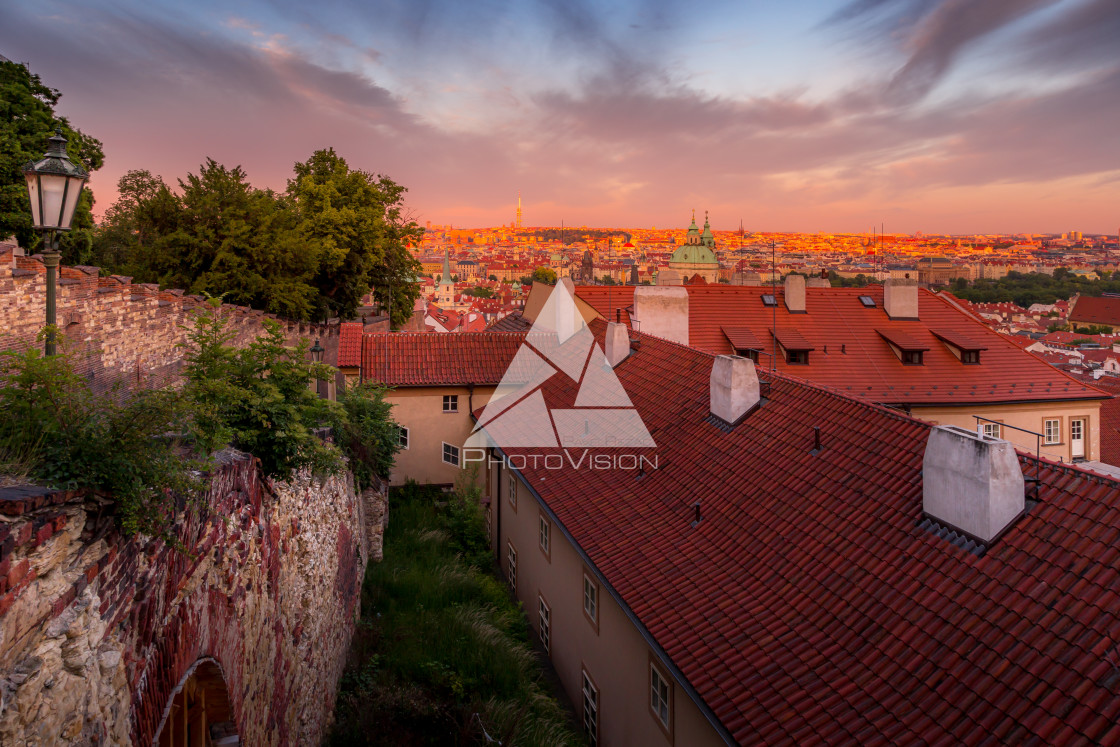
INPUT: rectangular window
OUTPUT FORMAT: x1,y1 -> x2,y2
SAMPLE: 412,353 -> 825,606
786,349 -> 809,365
961,350 -> 981,364
982,422 -> 1001,439
902,350 -> 923,365
735,348 -> 760,363
650,662 -> 671,730
1044,418 -> 1060,445
508,472 -> 517,510
442,442 -> 460,466
582,669 -> 599,746
583,574 -> 598,626
538,596 -> 551,655
396,425 -> 409,449
539,514 -> 551,557
506,543 -> 517,590
443,394 -> 458,413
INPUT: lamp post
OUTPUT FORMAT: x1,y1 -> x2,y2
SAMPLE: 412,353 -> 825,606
309,338 -> 324,398
23,128 -> 89,356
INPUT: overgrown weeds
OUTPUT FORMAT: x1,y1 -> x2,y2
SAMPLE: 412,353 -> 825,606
329,480 -> 581,746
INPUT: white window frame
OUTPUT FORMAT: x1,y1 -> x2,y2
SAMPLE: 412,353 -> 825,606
442,394 -> 458,413
1043,418 -> 1060,445
583,573 -> 598,626
538,595 -> 551,654
582,669 -> 599,746
650,661 -> 671,731
539,514 -> 550,557
442,442 -> 460,466
508,471 -> 517,510
396,425 -> 409,449
982,422 -> 1001,439
506,543 -> 517,590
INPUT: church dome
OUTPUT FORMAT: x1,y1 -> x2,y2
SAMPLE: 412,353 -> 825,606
670,244 -> 718,265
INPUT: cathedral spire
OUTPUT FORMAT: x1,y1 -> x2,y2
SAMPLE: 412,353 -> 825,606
516,191 -> 523,229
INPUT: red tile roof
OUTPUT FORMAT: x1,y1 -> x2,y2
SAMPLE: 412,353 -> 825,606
574,285 -> 1109,406
338,322 -> 363,368
493,321 -> 1120,745
361,332 -> 525,386
1070,295 -> 1120,326
720,326 -> 762,351
877,328 -> 930,352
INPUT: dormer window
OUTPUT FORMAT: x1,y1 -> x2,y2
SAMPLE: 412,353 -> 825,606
787,350 -> 809,365
773,329 -> 814,366
877,329 -> 929,365
932,330 -> 987,365
722,326 -> 762,364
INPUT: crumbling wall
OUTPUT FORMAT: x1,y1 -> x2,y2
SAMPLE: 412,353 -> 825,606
0,453 -> 386,745
0,250 -> 342,394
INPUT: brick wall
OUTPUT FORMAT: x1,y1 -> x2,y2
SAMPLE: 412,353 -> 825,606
0,248 -> 344,394
0,453 -> 386,745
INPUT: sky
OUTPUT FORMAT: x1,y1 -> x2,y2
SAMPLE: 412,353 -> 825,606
1,0 -> 1118,235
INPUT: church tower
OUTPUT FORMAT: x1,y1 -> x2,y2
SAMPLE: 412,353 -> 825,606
437,250 -> 455,306
516,191 -> 523,229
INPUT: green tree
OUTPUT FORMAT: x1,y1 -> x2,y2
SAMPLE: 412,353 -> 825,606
0,60 -> 103,250
91,169 -> 182,277
466,286 -> 493,298
531,266 -> 557,285
288,148 -> 422,324
330,383 -> 400,491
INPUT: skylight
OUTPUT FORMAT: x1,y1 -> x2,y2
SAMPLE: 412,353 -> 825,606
761,294 -> 777,306
859,296 -> 876,307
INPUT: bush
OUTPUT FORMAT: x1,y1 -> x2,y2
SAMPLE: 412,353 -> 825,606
332,382 -> 400,491
181,301 -> 342,479
0,345 -> 199,535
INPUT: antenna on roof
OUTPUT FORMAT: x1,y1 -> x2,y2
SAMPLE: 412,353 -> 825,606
738,218 -> 744,283
771,239 -> 778,372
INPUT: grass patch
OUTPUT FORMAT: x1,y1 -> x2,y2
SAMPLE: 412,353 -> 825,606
329,480 -> 582,746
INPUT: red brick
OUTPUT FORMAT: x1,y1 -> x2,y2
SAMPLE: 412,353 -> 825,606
8,558 -> 29,587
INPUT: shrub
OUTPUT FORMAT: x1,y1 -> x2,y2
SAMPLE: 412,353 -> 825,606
331,382 -> 400,491
0,345 -> 199,535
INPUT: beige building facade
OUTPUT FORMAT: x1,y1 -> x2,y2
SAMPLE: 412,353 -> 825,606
384,384 -> 497,486
482,456 -> 730,747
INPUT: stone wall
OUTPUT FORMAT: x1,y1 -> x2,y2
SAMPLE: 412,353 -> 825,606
0,248 -> 343,394
0,453 -> 387,745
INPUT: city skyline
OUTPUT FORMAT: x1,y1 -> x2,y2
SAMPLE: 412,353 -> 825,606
1,0 -> 1117,234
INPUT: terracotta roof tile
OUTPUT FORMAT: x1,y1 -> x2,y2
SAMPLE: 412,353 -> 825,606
481,321 -> 1120,745
1070,296 -> 1120,326
337,322 -> 363,367
361,331 -> 525,386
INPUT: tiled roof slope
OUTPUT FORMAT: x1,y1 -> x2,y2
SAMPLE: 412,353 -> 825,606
337,322 -> 363,367
485,312 -> 533,332
361,332 -> 525,386
574,285 -> 1107,406
500,323 -> 1120,745
1071,295 -> 1120,326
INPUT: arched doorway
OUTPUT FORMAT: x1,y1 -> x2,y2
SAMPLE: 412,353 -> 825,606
154,658 -> 239,746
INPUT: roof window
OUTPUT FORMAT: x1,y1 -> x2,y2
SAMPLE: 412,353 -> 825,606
859,295 -> 876,307
761,294 -> 777,306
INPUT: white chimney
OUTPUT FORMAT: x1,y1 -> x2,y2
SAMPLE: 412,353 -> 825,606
605,321 -> 630,367
883,277 -> 919,320
784,273 -> 806,313
632,286 -> 689,345
923,425 -> 1025,543
709,355 -> 760,425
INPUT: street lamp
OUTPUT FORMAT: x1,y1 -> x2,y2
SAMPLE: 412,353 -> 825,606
24,128 -> 89,356
310,338 -> 324,363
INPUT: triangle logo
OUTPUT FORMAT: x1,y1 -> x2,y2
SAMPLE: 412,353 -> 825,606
469,281 -> 656,449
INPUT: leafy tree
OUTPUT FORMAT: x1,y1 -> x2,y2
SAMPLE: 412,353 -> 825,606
0,60 -> 103,251
91,170 -> 181,277
599,275 -> 616,285
330,383 -> 400,491
488,274 -> 498,282
531,267 -> 557,285
288,148 -> 422,324
465,286 -> 493,298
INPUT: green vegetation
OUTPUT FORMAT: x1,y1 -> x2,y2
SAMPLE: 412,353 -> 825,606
828,271 -> 875,288
0,303 -> 400,535
531,267 -> 558,285
0,60 -> 104,261
464,286 -> 494,298
330,476 -> 580,746
950,270 -> 1120,307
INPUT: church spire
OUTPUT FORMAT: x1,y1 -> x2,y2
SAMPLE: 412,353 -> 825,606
516,191 -> 523,229
441,249 -> 452,285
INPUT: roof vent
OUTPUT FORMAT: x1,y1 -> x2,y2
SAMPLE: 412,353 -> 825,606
884,278 -> 919,320
709,355 -> 760,426
605,321 -> 630,367
922,425 -> 1025,543
784,273 -> 806,313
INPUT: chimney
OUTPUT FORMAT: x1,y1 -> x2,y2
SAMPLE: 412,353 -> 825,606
605,321 -> 630,367
784,273 -> 806,313
632,286 -> 689,345
922,425 -> 1025,543
709,355 -> 760,425
884,277 -> 919,320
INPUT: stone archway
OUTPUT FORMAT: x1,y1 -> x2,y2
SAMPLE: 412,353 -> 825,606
153,658 -> 239,747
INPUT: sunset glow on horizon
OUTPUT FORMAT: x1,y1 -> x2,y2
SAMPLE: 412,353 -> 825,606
1,0 -> 1117,235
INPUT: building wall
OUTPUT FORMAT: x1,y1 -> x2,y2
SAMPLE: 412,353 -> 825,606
0,454 -> 383,746
386,385 -> 497,486
487,459 -> 728,747
913,399 -> 1101,463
